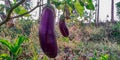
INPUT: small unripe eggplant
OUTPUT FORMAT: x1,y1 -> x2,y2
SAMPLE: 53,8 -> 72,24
39,4 -> 57,58
59,15 -> 69,37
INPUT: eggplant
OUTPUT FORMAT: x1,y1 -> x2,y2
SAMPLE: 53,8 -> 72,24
59,15 -> 69,37
39,4 -> 58,58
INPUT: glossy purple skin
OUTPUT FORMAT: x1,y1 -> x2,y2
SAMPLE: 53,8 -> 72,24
59,15 -> 69,37
39,5 -> 57,58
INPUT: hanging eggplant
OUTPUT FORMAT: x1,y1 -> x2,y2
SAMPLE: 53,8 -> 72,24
39,4 -> 58,58
59,15 -> 69,37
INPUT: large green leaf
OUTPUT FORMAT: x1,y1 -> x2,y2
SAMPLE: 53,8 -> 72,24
14,6 -> 30,16
74,0 -> 84,17
13,36 -> 27,54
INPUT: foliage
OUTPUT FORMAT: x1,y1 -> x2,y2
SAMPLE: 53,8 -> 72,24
0,0 -> 30,19
52,0 -> 95,18
0,0 -> 95,22
0,54 -> 11,60
18,18 -> 34,36
108,22 -> 120,43
116,2 -> 120,19
90,28 -> 105,41
0,35 -> 28,60
90,54 -> 109,60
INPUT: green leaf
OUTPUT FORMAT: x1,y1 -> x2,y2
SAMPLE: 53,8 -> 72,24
66,0 -> 71,4
90,57 -> 97,60
116,2 -> 120,7
14,6 -> 30,16
85,0 -> 95,10
52,0 -> 62,10
13,0 -> 17,3
14,6 -> 20,13
0,39 -> 13,51
62,37 -> 69,43
79,0 -> 84,6
68,2 -> 75,10
14,47 -> 22,57
13,36 -> 27,54
68,5 -> 73,15
14,36 -> 28,46
0,36 -> 27,58
32,44 -> 39,60
0,54 -> 11,60
74,0 -> 84,17
100,54 -> 109,60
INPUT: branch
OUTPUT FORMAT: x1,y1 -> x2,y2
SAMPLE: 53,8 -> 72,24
11,4 -> 45,19
0,0 -> 25,26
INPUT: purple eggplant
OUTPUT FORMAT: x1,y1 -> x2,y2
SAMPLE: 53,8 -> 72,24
39,5 -> 58,58
59,15 -> 69,37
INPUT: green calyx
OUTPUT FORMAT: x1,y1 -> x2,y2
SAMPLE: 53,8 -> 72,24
45,2 -> 54,9
47,0 -> 50,4
60,14 -> 65,20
